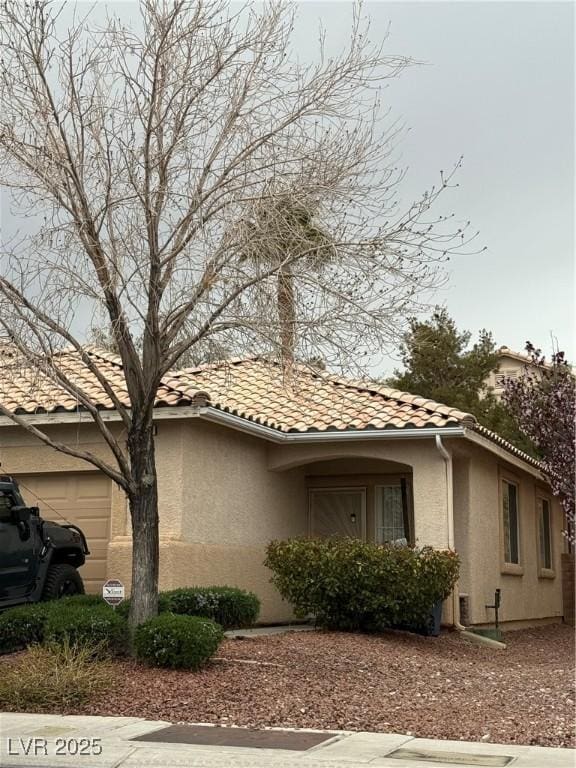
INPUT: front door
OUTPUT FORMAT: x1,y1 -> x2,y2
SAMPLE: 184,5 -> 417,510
0,493 -> 37,600
309,488 -> 366,539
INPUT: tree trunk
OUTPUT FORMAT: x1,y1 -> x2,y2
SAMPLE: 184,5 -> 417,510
127,423 -> 159,629
277,266 -> 296,378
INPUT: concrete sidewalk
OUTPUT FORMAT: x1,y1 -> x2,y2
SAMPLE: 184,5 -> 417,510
0,713 -> 572,768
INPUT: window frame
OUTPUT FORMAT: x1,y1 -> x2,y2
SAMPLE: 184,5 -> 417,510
500,475 -> 523,575
374,481 -> 411,546
494,369 -> 518,389
536,492 -> 555,578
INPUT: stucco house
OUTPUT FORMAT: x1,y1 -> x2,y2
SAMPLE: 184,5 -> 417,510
483,345 -> 575,400
0,349 -> 569,629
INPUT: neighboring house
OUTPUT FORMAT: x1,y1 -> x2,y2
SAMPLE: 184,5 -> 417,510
0,349 -> 569,629
485,346 -> 548,400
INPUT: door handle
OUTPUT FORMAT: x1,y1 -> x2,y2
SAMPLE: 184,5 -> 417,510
17,521 -> 31,541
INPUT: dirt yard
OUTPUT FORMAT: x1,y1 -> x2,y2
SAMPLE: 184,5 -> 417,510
79,624 -> 575,748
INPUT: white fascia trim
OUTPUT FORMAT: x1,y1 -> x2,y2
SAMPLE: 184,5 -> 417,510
462,428 -> 544,479
0,406 -> 542,476
0,405 -> 205,428
200,406 -> 466,444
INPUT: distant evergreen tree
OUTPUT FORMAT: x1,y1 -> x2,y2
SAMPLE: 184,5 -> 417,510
387,308 -> 535,455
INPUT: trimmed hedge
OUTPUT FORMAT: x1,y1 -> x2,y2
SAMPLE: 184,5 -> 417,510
44,603 -> 128,654
0,603 -> 50,654
265,538 -> 460,633
0,598 -> 127,656
51,594 -> 109,609
134,613 -> 223,669
162,586 -> 260,629
115,592 -> 172,620
0,584 -> 257,658
118,586 -> 260,629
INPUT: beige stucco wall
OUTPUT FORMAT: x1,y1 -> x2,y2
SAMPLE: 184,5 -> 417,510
111,427 -> 451,622
0,423 -> 453,622
0,422 -> 120,474
1,417 -> 563,627
23,420 -> 299,624
160,420 -> 307,622
452,442 -> 563,626
105,419 -> 307,622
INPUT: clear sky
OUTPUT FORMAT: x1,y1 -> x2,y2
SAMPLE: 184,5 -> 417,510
1,1 -> 573,375
291,1 -> 574,373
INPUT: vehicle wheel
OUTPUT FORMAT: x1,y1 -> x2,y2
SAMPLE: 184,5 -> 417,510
42,564 -> 85,600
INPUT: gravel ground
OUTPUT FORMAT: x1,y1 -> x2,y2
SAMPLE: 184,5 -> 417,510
77,624 -> 575,748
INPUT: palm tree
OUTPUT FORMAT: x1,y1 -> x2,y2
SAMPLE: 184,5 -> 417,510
90,198 -> 335,374
240,195 -> 336,375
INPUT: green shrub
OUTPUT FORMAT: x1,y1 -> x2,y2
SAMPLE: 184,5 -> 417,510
162,586 -> 260,629
0,597 -> 127,656
0,640 -> 114,711
53,594 -> 110,609
115,592 -> 172,620
265,538 -> 460,633
134,613 -> 223,669
44,603 -> 128,655
0,603 -> 50,654
117,587 -> 260,629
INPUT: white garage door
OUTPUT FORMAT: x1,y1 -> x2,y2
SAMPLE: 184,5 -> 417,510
16,472 -> 112,593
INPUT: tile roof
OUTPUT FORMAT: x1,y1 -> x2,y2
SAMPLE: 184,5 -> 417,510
472,423 -> 543,470
0,347 -> 209,414
170,358 -> 477,432
172,359 -> 544,469
0,350 -> 543,470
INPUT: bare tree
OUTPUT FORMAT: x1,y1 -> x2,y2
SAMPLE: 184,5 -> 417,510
0,0 -> 477,627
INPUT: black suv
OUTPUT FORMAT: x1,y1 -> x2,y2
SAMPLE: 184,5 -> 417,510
0,475 -> 89,608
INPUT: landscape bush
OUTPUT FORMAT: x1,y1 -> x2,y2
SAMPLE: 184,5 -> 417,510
118,586 -> 260,629
52,594 -> 109,609
115,591 -> 172,619
0,640 -> 114,711
134,613 -> 223,669
162,586 -> 260,629
265,538 -> 460,632
44,602 -> 128,655
0,603 -> 50,654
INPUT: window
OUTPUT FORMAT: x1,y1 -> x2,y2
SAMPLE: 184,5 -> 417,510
537,496 -> 553,571
376,484 -> 408,545
495,370 -> 517,388
502,480 -> 520,564
494,374 -> 506,388
0,492 -> 12,523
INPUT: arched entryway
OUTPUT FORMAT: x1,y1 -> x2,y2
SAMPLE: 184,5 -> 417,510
290,456 -> 414,546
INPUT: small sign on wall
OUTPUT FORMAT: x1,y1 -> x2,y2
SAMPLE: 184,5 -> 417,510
102,579 -> 125,606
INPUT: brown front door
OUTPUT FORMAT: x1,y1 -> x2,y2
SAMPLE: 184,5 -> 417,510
309,487 -> 366,539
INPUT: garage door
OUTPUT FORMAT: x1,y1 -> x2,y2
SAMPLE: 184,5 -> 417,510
15,473 -> 112,594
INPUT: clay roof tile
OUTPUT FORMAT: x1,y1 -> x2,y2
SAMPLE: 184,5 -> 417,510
1,352 -> 535,468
